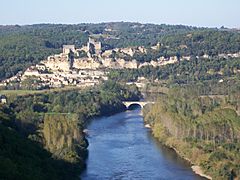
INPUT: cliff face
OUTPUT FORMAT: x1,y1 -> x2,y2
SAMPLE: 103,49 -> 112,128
41,54 -> 141,71
73,58 -> 101,69
42,114 -> 88,164
42,54 -> 71,71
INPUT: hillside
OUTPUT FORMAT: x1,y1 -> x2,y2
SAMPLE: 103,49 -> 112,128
0,22 -> 240,80
0,81 -> 141,179
143,87 -> 240,179
0,105 -> 83,180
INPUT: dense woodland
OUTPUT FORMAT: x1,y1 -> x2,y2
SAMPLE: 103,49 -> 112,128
0,22 -> 240,80
144,86 -> 240,179
0,105 -> 86,180
108,56 -> 240,85
0,81 -> 141,179
1,22 -> 240,179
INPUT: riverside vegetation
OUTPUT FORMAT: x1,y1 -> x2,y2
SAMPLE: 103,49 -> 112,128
109,40 -> 240,179
1,22 -> 240,179
0,81 -> 141,180
143,84 -> 240,179
0,106 -> 85,180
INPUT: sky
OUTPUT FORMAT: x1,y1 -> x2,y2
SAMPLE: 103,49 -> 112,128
1,0 -> 240,28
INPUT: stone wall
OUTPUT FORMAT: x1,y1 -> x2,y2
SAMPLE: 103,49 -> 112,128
73,58 -> 101,69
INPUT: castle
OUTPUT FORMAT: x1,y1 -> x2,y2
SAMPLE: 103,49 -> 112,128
63,45 -> 76,54
87,37 -> 102,55
40,37 -> 144,72
1,36 -> 239,89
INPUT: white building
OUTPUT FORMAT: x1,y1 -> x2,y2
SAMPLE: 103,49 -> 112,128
0,95 -> 7,104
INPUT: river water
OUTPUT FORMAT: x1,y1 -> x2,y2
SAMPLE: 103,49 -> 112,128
81,108 -> 206,180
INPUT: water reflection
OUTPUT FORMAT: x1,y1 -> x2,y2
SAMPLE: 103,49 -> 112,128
81,109 -> 206,180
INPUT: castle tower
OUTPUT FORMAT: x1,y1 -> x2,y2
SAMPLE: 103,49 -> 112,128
87,37 -> 102,55
62,45 -> 76,70
63,45 -> 76,54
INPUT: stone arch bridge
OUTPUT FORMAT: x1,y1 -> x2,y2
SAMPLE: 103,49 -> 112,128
122,101 -> 155,109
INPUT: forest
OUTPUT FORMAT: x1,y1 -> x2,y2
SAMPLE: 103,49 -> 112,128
1,22 -> 240,179
143,85 -> 240,180
0,81 -> 141,179
0,105 -> 85,180
108,56 -> 240,84
0,22 -> 240,80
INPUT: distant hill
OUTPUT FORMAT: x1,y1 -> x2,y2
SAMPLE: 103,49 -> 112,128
0,22 -> 240,80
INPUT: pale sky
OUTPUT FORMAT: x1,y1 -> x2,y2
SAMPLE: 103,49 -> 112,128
1,0 -> 240,28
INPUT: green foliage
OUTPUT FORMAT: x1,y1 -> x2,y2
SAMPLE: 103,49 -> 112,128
42,114 -> 88,163
0,106 -> 83,180
108,57 -> 240,88
0,24 -> 88,80
20,76 -> 46,90
144,87 -> 240,179
0,81 -> 142,179
1,22 -> 240,81
10,82 -> 140,121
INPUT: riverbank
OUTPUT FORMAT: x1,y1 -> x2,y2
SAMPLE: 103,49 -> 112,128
5,81 -> 142,179
143,121 -> 212,180
192,166 -> 212,180
171,146 -> 212,180
142,86 -> 240,180
82,108 -> 204,179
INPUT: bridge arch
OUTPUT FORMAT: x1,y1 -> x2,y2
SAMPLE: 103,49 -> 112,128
122,101 -> 154,109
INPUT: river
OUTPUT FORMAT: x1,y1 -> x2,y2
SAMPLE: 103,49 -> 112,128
81,108 -> 206,180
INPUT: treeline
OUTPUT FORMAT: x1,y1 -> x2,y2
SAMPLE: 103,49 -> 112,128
1,22 -> 240,80
10,81 -> 140,126
9,80 -> 140,151
143,87 -> 240,179
108,57 -> 240,88
0,81 -> 141,179
156,29 -> 240,57
0,105 -> 85,180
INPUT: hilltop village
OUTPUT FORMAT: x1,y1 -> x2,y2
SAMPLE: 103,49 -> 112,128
1,36 -> 240,89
